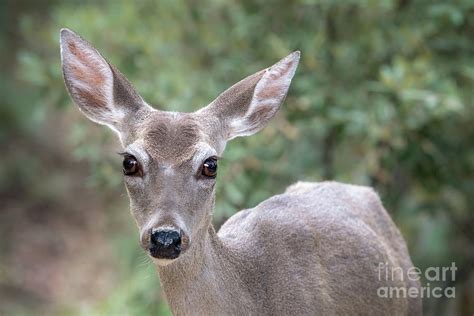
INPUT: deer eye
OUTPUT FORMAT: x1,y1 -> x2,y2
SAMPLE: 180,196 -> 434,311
202,157 -> 218,178
122,155 -> 141,176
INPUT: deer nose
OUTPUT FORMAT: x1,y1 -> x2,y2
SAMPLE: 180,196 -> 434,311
149,229 -> 182,259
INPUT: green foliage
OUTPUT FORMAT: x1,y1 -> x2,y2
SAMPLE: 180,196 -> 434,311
2,0 -> 473,314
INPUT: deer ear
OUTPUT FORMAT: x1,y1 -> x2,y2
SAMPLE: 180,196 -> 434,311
60,28 -> 147,134
200,51 -> 300,140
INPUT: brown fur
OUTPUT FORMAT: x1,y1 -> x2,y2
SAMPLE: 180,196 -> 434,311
141,113 -> 201,163
109,65 -> 143,109
75,88 -> 107,109
60,28 -> 422,316
153,182 -> 422,315
204,70 -> 265,119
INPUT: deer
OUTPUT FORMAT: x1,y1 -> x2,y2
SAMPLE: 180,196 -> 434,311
60,28 -> 422,315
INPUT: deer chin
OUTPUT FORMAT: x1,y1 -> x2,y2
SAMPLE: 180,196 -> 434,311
153,257 -> 178,267
151,246 -> 191,266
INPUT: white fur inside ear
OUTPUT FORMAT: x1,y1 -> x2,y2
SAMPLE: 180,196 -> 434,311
60,29 -> 124,127
229,51 -> 300,138
251,53 -> 299,113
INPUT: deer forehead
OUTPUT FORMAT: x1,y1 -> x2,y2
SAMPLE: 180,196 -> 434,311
131,111 -> 214,167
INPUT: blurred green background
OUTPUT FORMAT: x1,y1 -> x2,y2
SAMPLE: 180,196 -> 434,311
1,0 -> 473,315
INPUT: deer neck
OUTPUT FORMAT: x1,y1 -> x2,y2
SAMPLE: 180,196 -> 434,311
156,223 -> 251,315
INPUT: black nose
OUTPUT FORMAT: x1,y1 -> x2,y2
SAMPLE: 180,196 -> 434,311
149,229 -> 182,259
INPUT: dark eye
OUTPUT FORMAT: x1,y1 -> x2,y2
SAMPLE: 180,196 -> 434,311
122,155 -> 141,176
202,157 -> 218,178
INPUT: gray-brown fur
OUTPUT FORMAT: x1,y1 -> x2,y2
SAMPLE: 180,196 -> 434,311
60,28 -> 422,315
141,112 -> 202,163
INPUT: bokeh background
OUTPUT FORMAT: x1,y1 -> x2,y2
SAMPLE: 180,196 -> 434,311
1,0 -> 473,315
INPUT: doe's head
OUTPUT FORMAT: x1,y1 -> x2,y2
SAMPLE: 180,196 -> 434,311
60,28 -> 300,265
